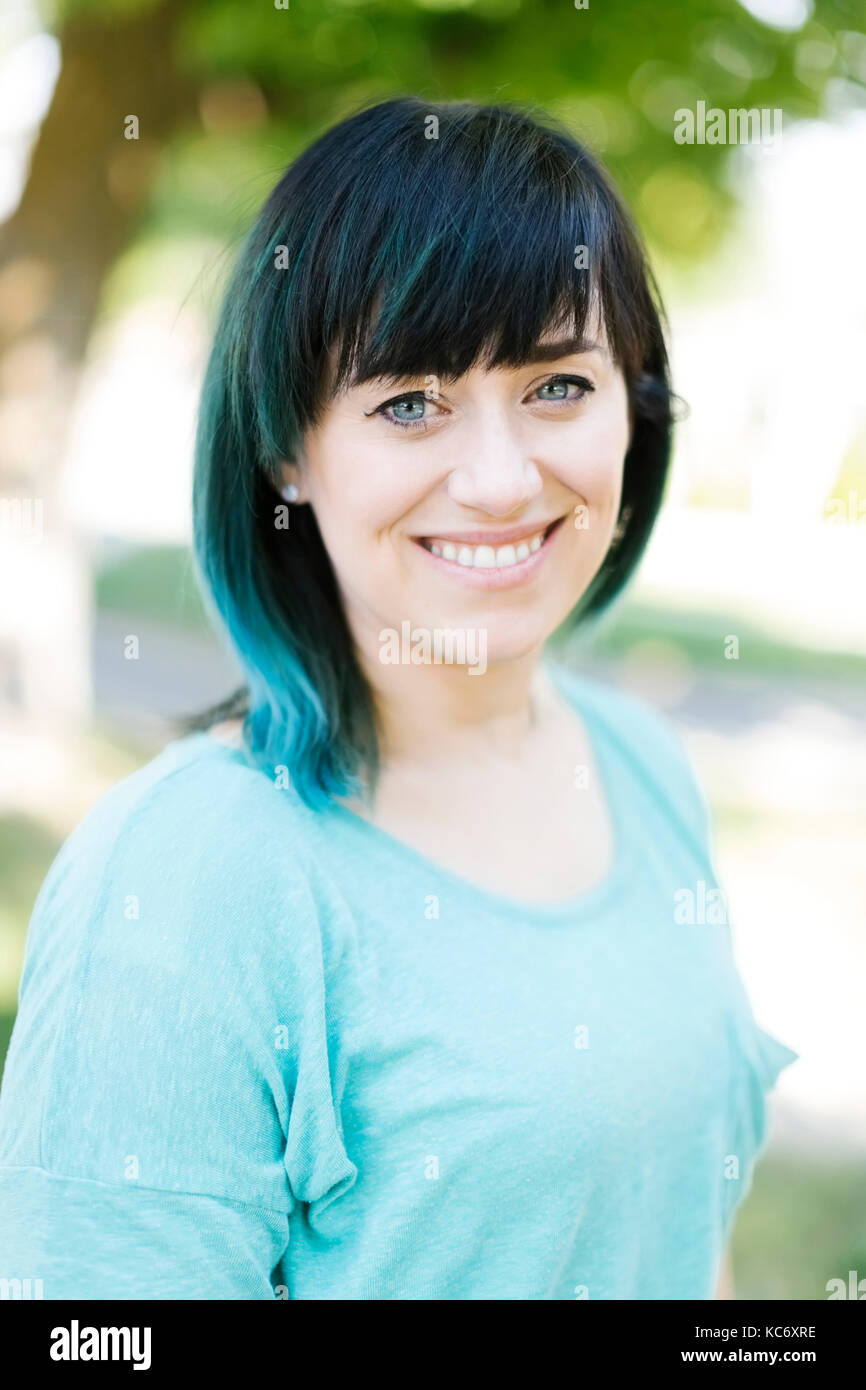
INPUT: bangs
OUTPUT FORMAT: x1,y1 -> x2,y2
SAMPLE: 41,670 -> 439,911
330,114 -> 603,389
246,97 -> 660,466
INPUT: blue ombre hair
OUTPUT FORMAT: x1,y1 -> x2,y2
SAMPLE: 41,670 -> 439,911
189,95 -> 674,810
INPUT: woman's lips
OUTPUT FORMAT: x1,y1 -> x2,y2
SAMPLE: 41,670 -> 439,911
412,515 -> 568,588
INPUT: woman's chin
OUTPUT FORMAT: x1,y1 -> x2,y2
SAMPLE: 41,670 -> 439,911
474,623 -> 551,663
407,618 -> 556,671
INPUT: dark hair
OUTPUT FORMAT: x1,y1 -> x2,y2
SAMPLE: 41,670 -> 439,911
188,95 -> 674,808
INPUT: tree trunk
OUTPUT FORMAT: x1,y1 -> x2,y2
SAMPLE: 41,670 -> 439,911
0,0 -> 198,723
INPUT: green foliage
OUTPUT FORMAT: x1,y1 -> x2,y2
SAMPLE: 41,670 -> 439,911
39,0 -> 866,257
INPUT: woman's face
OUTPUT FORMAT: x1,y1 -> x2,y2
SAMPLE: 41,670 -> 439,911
285,321 -> 630,671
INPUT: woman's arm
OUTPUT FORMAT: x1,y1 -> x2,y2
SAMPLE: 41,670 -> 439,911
715,1250 -> 735,1299
0,757 -> 353,1298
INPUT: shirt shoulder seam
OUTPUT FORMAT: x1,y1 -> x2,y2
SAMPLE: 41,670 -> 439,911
0,1162 -> 294,1216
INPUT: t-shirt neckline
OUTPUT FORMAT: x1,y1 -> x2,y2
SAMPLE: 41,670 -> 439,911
322,663 -> 638,924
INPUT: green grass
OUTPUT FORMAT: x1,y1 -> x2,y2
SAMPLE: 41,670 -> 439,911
0,814 -> 63,928
732,1153 -> 866,1301
0,815 -> 64,1031
0,1008 -> 15,1087
565,599 -> 866,686
94,543 -> 210,630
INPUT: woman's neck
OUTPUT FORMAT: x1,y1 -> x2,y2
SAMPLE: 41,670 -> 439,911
358,650 -> 552,772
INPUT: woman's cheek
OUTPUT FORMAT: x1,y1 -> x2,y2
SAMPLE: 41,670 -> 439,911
572,398 -> 629,491
557,444 -> 623,516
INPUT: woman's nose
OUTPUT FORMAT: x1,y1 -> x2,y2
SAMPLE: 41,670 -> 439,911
446,415 -> 543,516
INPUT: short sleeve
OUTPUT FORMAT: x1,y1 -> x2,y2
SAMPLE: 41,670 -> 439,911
720,1010 -> 799,1238
0,749 -> 357,1299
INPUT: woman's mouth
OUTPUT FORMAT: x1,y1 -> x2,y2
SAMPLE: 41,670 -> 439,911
412,515 -> 568,588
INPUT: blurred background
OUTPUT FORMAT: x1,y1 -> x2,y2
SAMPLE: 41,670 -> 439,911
1,0 -> 864,1299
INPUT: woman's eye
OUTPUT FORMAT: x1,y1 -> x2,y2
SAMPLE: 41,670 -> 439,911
369,375 -> 591,429
533,375 -> 593,405
371,391 -> 437,430
389,396 -> 427,423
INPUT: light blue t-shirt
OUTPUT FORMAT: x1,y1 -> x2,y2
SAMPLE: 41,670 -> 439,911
0,663 -> 797,1300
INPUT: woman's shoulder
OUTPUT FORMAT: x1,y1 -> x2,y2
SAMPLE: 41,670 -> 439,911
61,727 -> 309,861
23,729 -> 321,975
2,729 -> 351,1208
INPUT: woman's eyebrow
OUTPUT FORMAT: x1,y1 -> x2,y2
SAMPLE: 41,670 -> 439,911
526,335 -> 601,362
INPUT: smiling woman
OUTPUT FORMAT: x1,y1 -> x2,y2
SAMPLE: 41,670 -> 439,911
305,332 -> 625,617
0,95 -> 797,1302
189,95 -> 673,807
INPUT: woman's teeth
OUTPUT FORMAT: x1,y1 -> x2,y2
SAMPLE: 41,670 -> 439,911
422,527 -> 548,569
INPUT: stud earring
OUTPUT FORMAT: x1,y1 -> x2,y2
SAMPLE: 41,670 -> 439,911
281,482 -> 300,503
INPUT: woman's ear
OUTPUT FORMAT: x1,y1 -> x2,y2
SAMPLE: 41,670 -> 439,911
277,457 -> 307,504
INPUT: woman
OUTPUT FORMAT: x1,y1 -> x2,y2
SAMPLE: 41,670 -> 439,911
0,96 -> 796,1300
